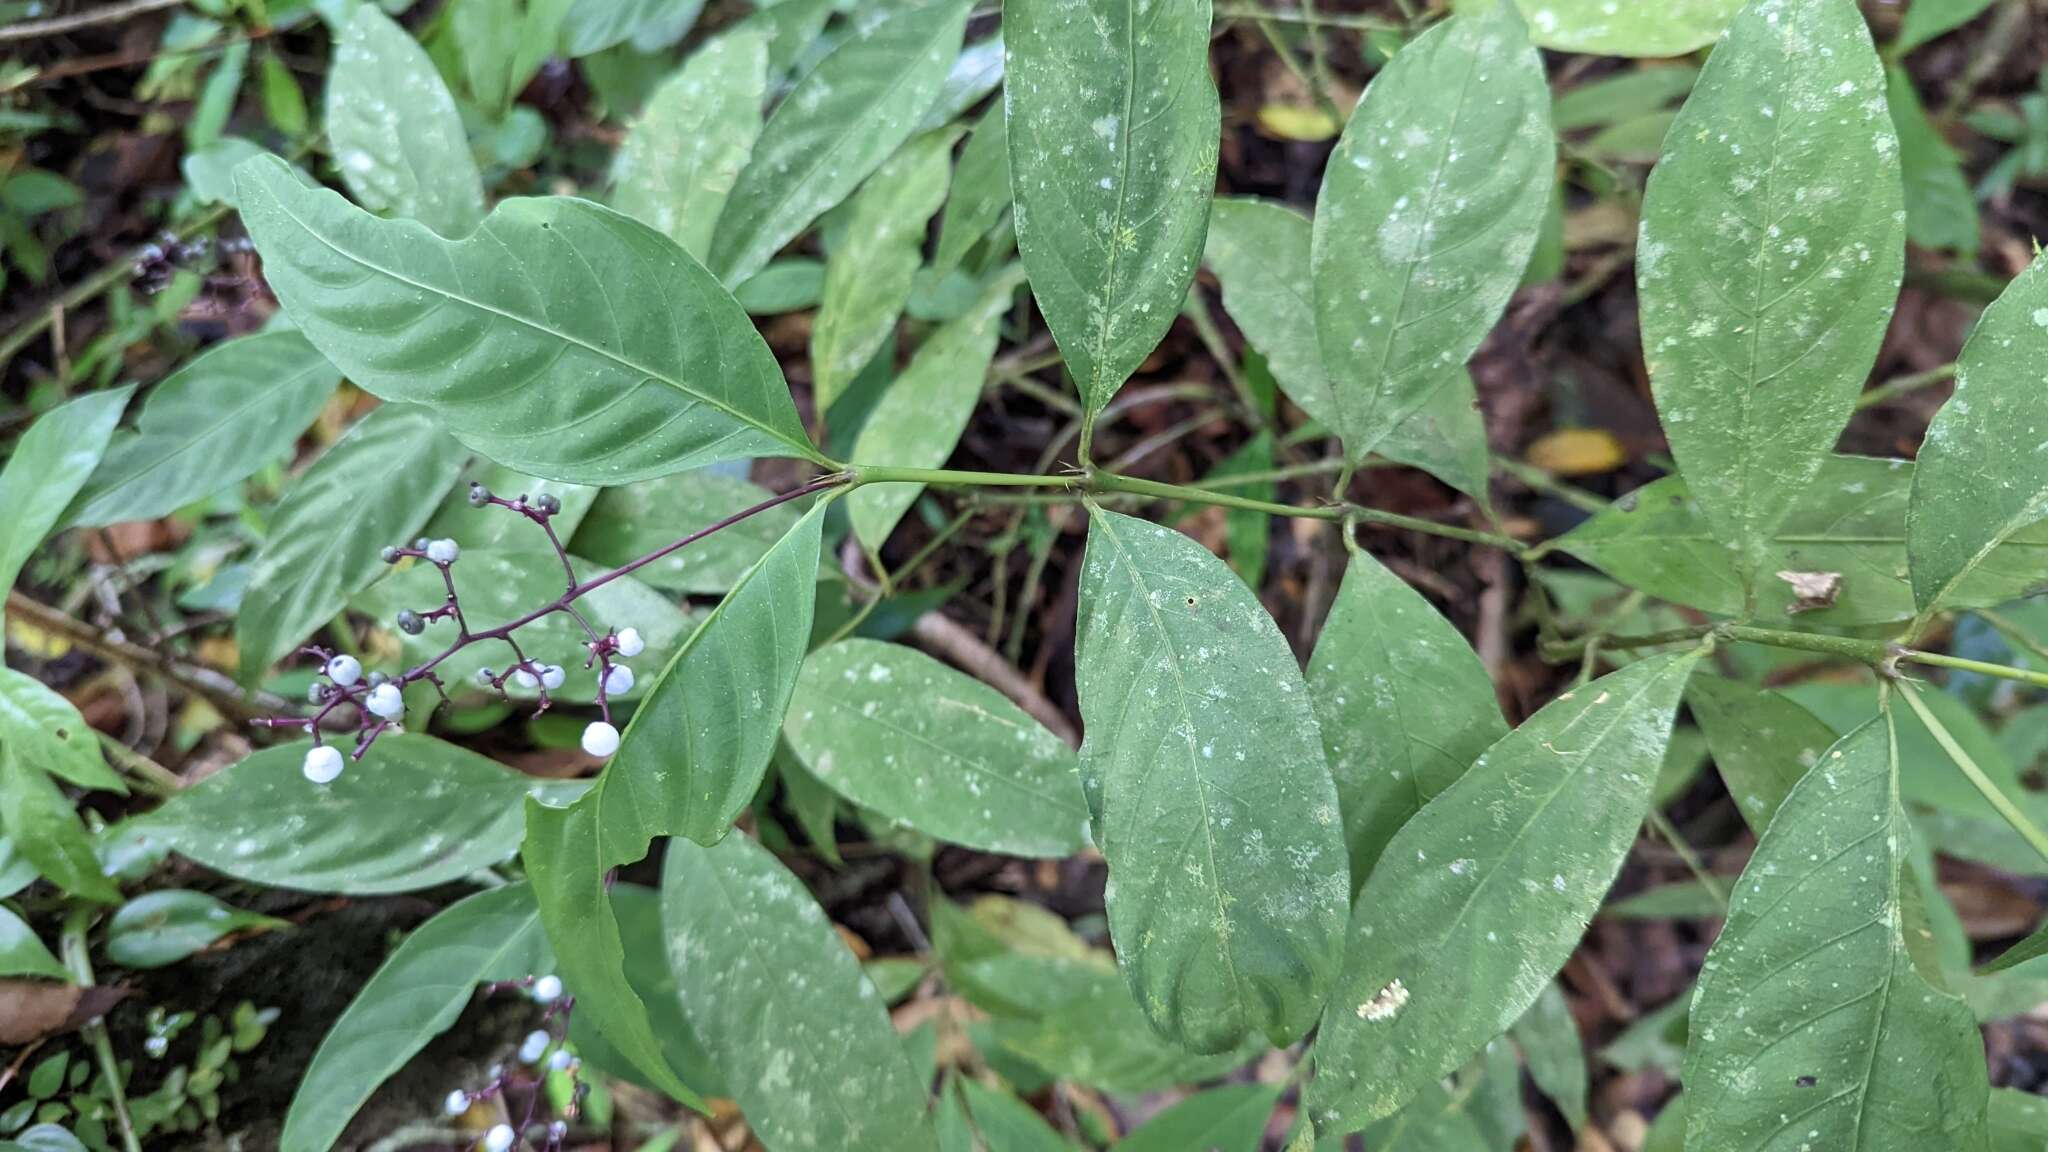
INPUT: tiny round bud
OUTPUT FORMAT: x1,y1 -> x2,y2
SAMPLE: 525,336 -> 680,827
547,1048 -> 574,1072
478,667 -> 496,684
414,537 -> 430,550
539,665 -> 566,691
396,609 -> 425,635
518,1029 -> 551,1064
581,721 -> 621,758
511,668 -> 540,690
534,493 -> 563,516
531,974 -> 563,1003
614,628 -> 644,657
443,1089 -> 469,1116
602,665 -> 634,696
425,538 -> 461,565
380,545 -> 402,565
468,483 -> 492,507
368,671 -> 389,688
325,654 -> 362,687
308,682 -> 331,704
483,1124 -> 516,1152
366,683 -> 405,721
549,1121 -> 568,1140
302,745 -> 345,784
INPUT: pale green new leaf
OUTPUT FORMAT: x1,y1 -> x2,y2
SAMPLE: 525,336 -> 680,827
326,7 -> 484,238
0,746 -> 116,904
235,157 -> 820,484
1887,66 -> 1978,258
1684,714 -> 1991,1152
1308,551 -> 1505,888
1312,2 -> 1550,463
849,268 -> 1023,548
66,332 -> 338,528
0,388 -> 130,601
0,905 -> 65,980
1113,1083 -> 1281,1152
611,27 -> 768,262
280,884 -> 552,1152
1308,649 -> 1702,1131
563,0 -> 703,56
1077,508 -> 1348,1053
813,129 -> 959,411
568,469 -> 800,594
103,890 -> 285,969
708,0 -> 972,287
1688,673 -> 1836,832
784,639 -> 1088,857
0,668 -> 121,798
1897,0 -> 1999,53
137,736 -> 579,893
1512,982 -> 1589,1132
451,0 -> 572,114
1909,249 -> 2048,619
1638,0 -> 1903,586
958,1080 -> 1072,1151
1006,0 -> 1220,413
662,833 -> 937,1152
930,104 -> 1010,282
236,403 -> 465,682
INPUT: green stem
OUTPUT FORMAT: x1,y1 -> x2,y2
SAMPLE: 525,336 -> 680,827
1213,3 -> 1398,29
1181,291 -> 1268,428
62,909 -> 142,1152
1897,679 -> 2048,867
1189,458 -> 1347,490
1715,624 -> 1893,665
93,732 -> 181,796
1855,362 -> 1957,411
1491,453 -> 1610,515
1897,646 -> 2048,692
1644,810 -> 1729,915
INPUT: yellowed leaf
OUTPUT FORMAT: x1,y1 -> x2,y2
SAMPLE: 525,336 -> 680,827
1527,428 -> 1627,476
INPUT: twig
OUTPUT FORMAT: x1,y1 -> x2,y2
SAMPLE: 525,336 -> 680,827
6,591 -> 289,721
0,0 -> 183,43
94,731 -> 181,795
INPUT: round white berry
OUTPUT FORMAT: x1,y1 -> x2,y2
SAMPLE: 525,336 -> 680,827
324,654 -> 362,687
302,745 -> 345,784
581,721 -> 621,758
425,538 -> 461,565
614,627 -> 644,657
511,668 -> 540,690
482,1124 -> 515,1152
365,682 -> 404,720
518,1029 -> 550,1064
540,665 -> 566,691
547,1048 -> 574,1071
443,1089 -> 468,1116
602,665 -> 634,695
531,974 -> 563,1004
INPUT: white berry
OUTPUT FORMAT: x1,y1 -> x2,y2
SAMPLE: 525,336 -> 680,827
425,538 -> 460,564
511,668 -> 539,690
547,1048 -> 574,1071
518,1029 -> 550,1064
602,665 -> 634,695
482,1124 -> 515,1152
365,682 -> 404,720
614,627 -> 644,657
540,665 -> 566,691
443,1089 -> 468,1116
302,745 -> 345,784
531,974 -> 563,1003
581,721 -> 621,758
324,655 -> 361,687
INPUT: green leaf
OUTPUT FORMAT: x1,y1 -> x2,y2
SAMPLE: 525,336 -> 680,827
259,49 -> 308,136
783,639 -> 1088,857
1553,66 -> 1699,132
0,668 -> 123,794
0,746 -> 117,904
1554,455 -> 2048,626
0,906 -> 66,980
189,41 -> 248,151
0,388 -> 130,601
1358,1083 -> 1490,1152
1909,249 -> 2048,619
181,137 -> 273,207
66,332 -> 338,528
0,837 -> 38,900
958,1080 -> 1071,1151
1312,2 -> 1551,463
451,0 -> 572,114
848,268 -> 1023,548
279,884 -> 551,1152
563,0 -> 703,56
610,26 -> 769,262
569,469 -> 801,595
734,258 -> 826,315
1897,0 -> 1999,53
1887,66 -> 1978,258
1006,0 -> 1220,414
708,0 -> 971,287
1,1125 -> 87,1152
1688,673 -> 1837,832
1783,678 -> 2028,827
522,504 -> 823,1105
1603,879 -> 1728,919
1511,982 -> 1588,1132
1992,1087 -> 2048,1151
661,832 -> 937,1152
1504,0 -> 1740,55
930,104 -> 1010,283
1375,369 -> 1493,508
1980,917 -> 2048,975
1308,649 -> 1702,1131
565,883 -> 723,1096
326,7 -> 485,238
137,736 -> 576,893
235,156 -> 820,484
813,128 -> 959,412
977,955 -> 1256,1092
1637,0 -> 1902,587
1112,1083 -> 1280,1152
1207,432 -> 1275,587
103,889 -> 285,969
236,403 -> 465,682
1308,551 -> 1505,889
1683,713 -> 1992,1151
1076,507 -> 1347,1052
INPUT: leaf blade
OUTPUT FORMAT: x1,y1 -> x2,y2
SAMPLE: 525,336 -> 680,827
611,26 -> 768,262
326,6 -> 485,238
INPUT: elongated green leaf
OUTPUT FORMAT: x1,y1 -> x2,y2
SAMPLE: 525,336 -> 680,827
662,832 -> 937,1152
1888,66 -> 1978,258
67,332 -> 338,528
611,27 -> 768,262
959,1080 -> 1071,1151
1502,0 -> 1740,55
1689,673 -> 1837,832
813,129 -> 959,411
1557,455 -> 2048,626
1308,551 -> 1505,888
1375,369 -> 1492,507
1604,878 -> 1726,919
0,388 -> 130,600
0,668 -> 123,794
784,639 -> 1087,857
568,469 -> 800,594
931,104 -> 1010,282
1910,250 -> 2048,619
1308,649 -> 1702,1131
451,0 -> 572,114
1898,0 -> 1999,53
848,268 -> 1022,548
1512,983 -> 1588,1132
0,746 -> 116,903
709,0 -> 971,287
1553,66 -> 1699,132
523,504 -> 822,1105
1784,678 -> 2028,826
1006,0 -> 1219,414
1312,2 -> 1550,463
1113,1083 -> 1281,1152
236,404 -> 465,681
326,7 -> 484,238
104,889 -> 285,969
1077,508 -> 1347,1053
564,0 -> 702,56
1684,714 -> 1991,1151
1360,1083 -> 1490,1152
236,157 -> 820,484
0,906 -> 66,980
280,884 -> 552,1152
986,958 -> 1257,1092
1638,0 -> 1902,586
566,883 -> 723,1096
0,836 -> 36,900
921,32 -> 1004,131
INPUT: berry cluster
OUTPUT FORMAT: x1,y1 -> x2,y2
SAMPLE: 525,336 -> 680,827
442,974 -> 584,1151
